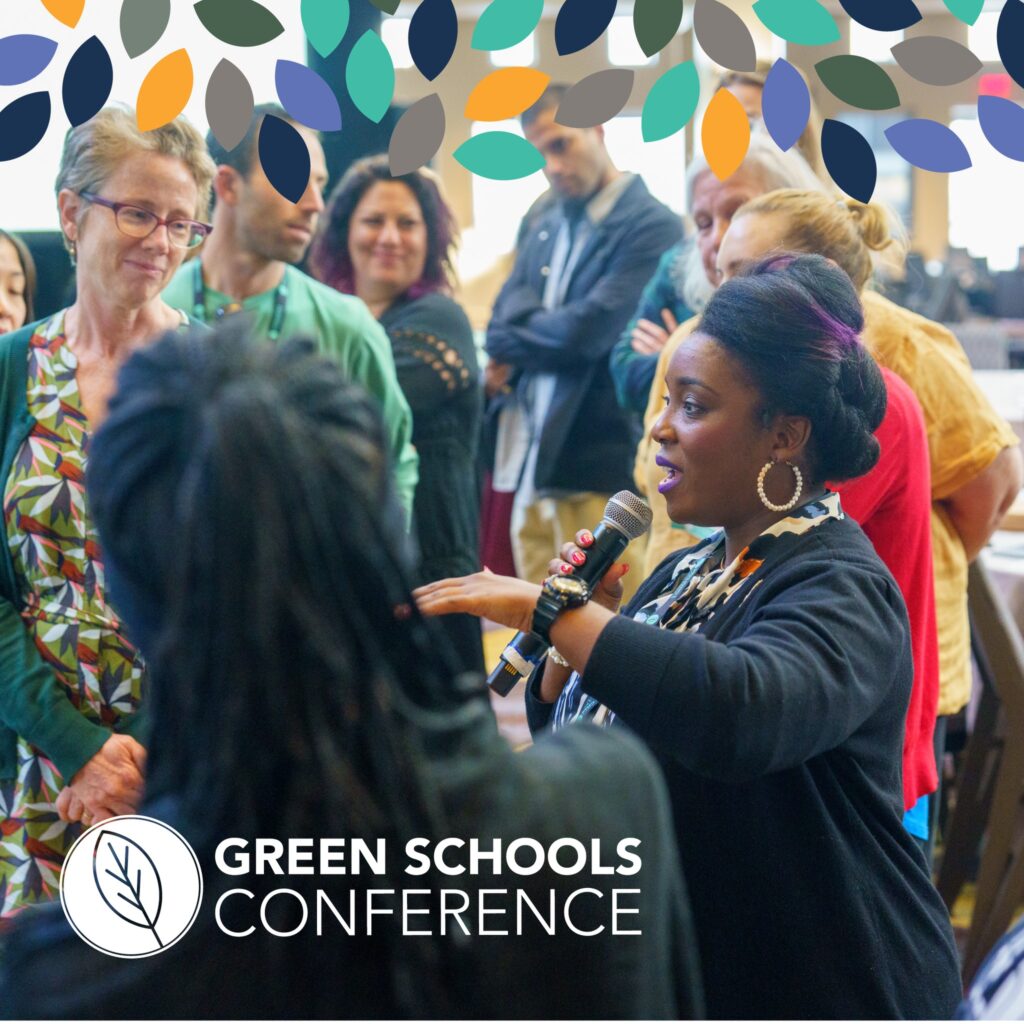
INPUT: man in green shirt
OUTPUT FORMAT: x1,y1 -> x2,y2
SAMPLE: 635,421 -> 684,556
164,104 -> 418,517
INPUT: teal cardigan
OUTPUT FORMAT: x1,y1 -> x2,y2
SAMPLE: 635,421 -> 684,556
0,321 -> 147,784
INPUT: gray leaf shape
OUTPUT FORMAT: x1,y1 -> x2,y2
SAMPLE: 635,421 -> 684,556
389,93 -> 445,175
120,0 -> 171,59
206,59 -> 254,153
891,35 -> 982,86
556,68 -> 635,128
693,0 -> 757,72
93,829 -> 164,949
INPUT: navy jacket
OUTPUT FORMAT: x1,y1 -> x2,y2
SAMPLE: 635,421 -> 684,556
486,176 -> 681,495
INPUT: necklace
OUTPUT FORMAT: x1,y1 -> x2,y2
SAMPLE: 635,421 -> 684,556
192,261 -> 289,341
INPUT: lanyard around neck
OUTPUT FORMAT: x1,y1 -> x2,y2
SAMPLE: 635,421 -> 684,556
192,261 -> 290,341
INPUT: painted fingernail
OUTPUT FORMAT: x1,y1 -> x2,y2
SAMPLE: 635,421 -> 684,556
560,563 -> 573,574
570,551 -> 586,566
580,532 -> 593,545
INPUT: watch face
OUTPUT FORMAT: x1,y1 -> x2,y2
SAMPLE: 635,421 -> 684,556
549,574 -> 588,598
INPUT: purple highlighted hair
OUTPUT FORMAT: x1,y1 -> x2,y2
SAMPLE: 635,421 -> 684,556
309,155 -> 458,300
698,252 -> 886,482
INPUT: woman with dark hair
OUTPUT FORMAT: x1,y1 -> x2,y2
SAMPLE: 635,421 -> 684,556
417,254 -> 962,1019
0,230 -> 35,334
310,155 -> 483,674
0,324 -> 701,1019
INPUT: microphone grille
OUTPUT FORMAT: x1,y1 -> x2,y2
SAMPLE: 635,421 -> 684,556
603,491 -> 654,540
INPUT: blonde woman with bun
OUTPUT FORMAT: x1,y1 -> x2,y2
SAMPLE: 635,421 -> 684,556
637,189 -> 1023,849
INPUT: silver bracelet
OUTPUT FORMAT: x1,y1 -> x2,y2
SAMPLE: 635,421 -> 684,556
547,646 -> 570,668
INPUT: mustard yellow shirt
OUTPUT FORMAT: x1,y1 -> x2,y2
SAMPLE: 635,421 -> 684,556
635,290 -> 1020,715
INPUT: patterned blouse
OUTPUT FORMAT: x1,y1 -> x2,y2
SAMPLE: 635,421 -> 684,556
0,312 -> 145,917
552,493 -> 846,730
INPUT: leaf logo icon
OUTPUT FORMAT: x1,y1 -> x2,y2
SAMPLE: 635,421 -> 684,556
92,829 -> 164,949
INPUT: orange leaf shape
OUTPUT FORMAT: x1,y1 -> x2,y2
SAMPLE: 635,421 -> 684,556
40,0 -> 85,27
701,88 -> 750,180
464,67 -> 551,121
136,49 -> 193,132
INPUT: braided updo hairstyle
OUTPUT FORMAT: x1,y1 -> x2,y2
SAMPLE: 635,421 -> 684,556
698,253 -> 887,483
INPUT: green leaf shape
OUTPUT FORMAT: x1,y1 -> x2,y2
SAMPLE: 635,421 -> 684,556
120,0 -> 171,59
633,0 -> 684,58
302,0 -> 349,59
641,60 -> 700,142
753,0 -> 840,46
453,131 -> 544,180
472,0 -> 543,51
345,29 -> 394,124
815,55 -> 899,110
941,0 -> 984,24
193,0 -> 284,47
369,0 -> 399,13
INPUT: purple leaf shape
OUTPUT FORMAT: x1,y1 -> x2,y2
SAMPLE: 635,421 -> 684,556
978,95 -> 1024,161
554,0 -> 617,56
0,92 -> 51,162
762,59 -> 809,152
409,0 -> 458,82
0,35 -> 58,86
275,60 -> 341,131
885,118 -> 971,172
62,36 -> 114,127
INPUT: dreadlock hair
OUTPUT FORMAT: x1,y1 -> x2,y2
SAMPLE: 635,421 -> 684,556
86,322 -> 479,1015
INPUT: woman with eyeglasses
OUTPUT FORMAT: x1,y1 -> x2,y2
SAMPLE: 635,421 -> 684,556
0,106 -> 214,918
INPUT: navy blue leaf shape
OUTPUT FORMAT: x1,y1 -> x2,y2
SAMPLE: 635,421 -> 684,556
63,36 -> 114,127
998,0 -> 1024,90
0,35 -> 58,86
555,0 -> 617,56
838,0 -> 921,31
409,0 -> 458,82
258,114 -> 310,202
0,93 -> 51,162
821,117 -> 877,202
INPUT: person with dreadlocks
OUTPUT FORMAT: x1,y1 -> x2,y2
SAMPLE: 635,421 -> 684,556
0,323 -> 702,1020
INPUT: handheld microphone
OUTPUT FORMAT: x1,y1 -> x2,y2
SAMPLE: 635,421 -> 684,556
487,490 -> 653,696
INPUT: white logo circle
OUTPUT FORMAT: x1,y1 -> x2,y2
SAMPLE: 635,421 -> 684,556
59,815 -> 203,959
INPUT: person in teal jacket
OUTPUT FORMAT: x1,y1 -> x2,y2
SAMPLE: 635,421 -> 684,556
0,107 -> 216,917
162,104 -> 418,521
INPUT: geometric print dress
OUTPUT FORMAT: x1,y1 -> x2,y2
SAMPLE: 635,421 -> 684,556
0,312 -> 145,919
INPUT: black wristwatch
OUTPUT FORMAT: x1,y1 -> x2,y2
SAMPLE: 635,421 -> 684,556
531,574 -> 591,645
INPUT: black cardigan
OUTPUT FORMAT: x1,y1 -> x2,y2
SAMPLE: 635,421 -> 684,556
529,513 -> 962,1019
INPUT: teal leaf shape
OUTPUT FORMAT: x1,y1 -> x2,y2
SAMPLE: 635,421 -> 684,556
302,0 -> 349,59
193,0 -> 284,47
0,92 -> 51,162
941,0 -> 984,24
752,0 -> 840,47
633,0 -> 684,58
815,55 -> 900,110
120,0 -> 171,58
472,0 -> 542,51
641,60 -> 700,142
453,131 -> 544,180
345,29 -> 394,124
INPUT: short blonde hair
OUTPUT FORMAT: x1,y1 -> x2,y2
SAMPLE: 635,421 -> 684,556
733,189 -> 906,292
56,106 -> 215,253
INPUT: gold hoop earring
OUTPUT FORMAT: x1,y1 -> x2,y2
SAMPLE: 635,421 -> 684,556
757,460 -> 803,512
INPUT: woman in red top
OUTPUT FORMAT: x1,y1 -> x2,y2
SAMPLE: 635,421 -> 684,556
715,190 -> 938,832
